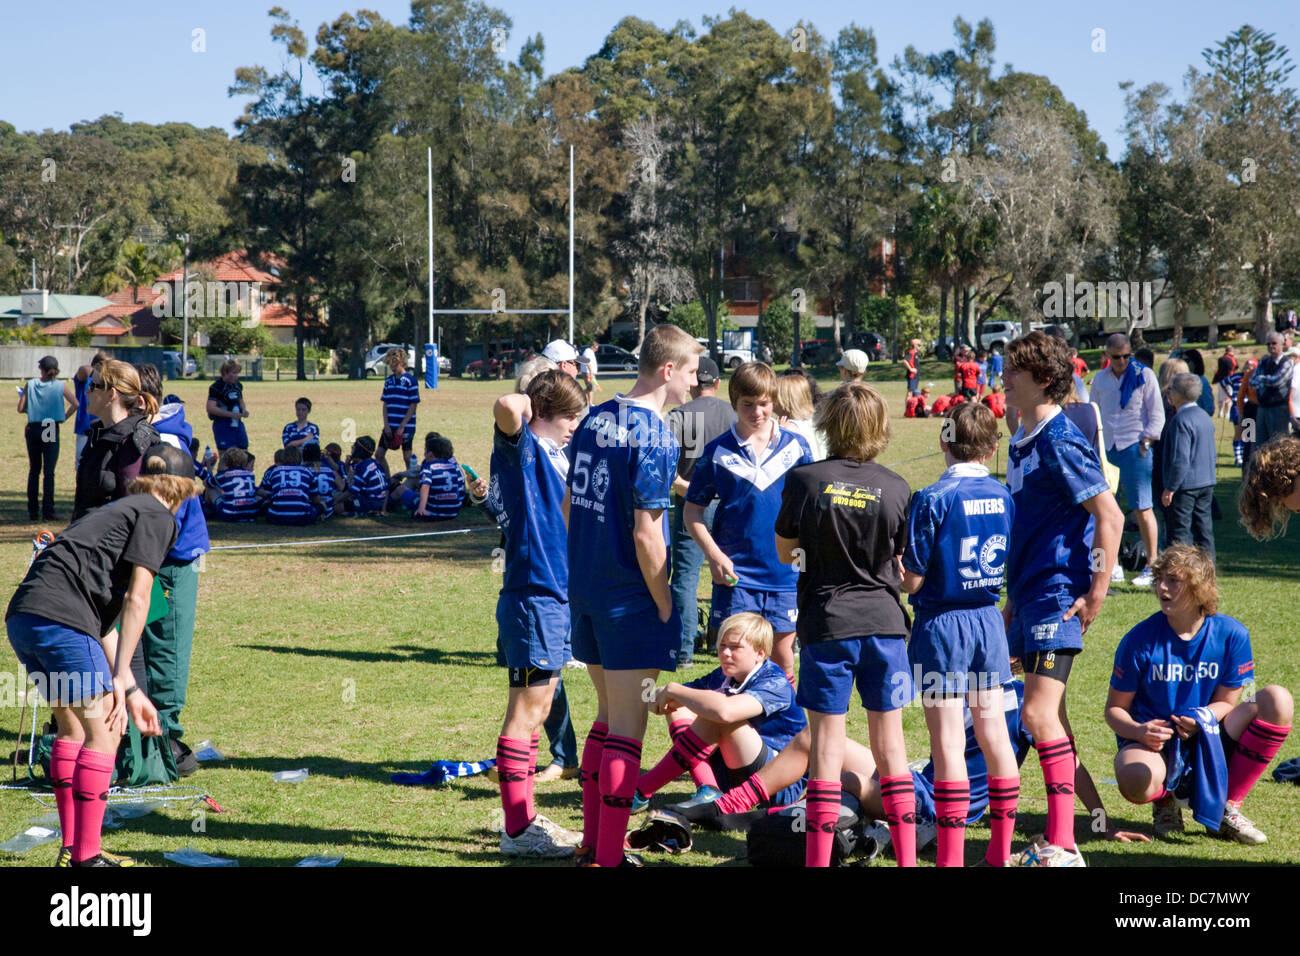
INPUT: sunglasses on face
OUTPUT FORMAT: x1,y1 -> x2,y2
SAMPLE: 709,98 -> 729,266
1109,353 -> 1132,361
88,379 -> 107,391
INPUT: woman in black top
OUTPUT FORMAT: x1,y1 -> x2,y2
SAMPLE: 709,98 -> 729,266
73,360 -> 159,521
7,444 -> 201,867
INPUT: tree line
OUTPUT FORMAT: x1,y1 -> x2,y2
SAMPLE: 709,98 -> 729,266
2,4 -> 1298,378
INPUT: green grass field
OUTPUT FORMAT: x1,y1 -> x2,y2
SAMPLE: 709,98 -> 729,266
0,357 -> 1295,867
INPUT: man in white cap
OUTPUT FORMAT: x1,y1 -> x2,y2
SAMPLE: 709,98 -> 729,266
837,348 -> 869,383
541,340 -> 581,379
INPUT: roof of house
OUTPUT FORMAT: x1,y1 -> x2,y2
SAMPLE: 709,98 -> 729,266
258,303 -> 299,327
156,249 -> 286,285
0,294 -> 112,322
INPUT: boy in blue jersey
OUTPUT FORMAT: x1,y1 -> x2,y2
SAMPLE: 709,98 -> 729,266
282,397 -> 320,448
900,402 -> 1019,866
1107,545 -> 1292,844
379,349 -> 419,473
346,437 -> 388,515
302,442 -> 343,519
774,383 -> 915,867
398,433 -> 467,520
1003,331 -> 1125,866
634,612 -> 806,811
206,447 -> 261,522
685,362 -> 812,680
257,446 -> 318,525
567,323 -> 702,868
490,370 -> 589,857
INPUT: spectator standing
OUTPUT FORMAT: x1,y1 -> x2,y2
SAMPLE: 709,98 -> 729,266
1248,333 -> 1294,448
1089,334 -> 1165,588
665,356 -> 735,667
73,360 -> 160,521
1160,374 -> 1218,561
837,349 -> 869,383
905,339 -> 921,396
206,359 -> 249,451
18,355 -> 77,521
379,349 -> 420,472
72,352 -> 108,465
1212,345 -> 1237,419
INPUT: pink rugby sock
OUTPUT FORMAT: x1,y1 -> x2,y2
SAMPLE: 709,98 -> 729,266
805,779 -> 841,867
71,748 -> 115,864
597,735 -> 642,867
715,774 -> 769,815
638,724 -> 712,798
51,739 -> 82,849
579,722 -> 608,852
1036,737 -> 1076,850
496,736 -> 533,836
1227,719 -> 1290,804
526,733 -> 540,819
986,775 -> 1019,866
934,779 -> 970,867
880,774 -> 917,867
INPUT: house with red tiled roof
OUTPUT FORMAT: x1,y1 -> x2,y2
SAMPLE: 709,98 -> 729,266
154,250 -> 320,346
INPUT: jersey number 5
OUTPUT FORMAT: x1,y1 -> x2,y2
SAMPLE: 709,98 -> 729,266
571,451 -> 592,496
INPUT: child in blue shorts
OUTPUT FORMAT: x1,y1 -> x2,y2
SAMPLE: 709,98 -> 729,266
685,362 -> 811,679
6,444 -> 198,867
1107,545 -> 1292,844
773,382 -> 915,867
1003,331 -> 1124,866
490,370 -> 589,858
566,324 -> 702,868
900,401 -> 1019,866
633,612 -> 806,812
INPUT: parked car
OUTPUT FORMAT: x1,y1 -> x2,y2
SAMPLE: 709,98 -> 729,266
799,339 -> 834,365
364,343 -> 416,377
593,344 -> 639,372
843,331 -> 889,363
160,351 -> 197,377
979,320 -> 1021,351
695,336 -> 754,370
464,347 -> 536,380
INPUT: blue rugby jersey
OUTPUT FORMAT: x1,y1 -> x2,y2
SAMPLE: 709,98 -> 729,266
566,395 -> 678,616
685,425 -> 812,590
684,657 -> 806,752
381,372 -> 420,440
260,464 -> 318,523
904,463 -> 1012,614
419,456 -> 466,519
490,424 -> 569,599
308,464 -> 338,518
1005,406 -> 1108,604
1111,613 -> 1255,726
213,468 -> 260,521
350,458 -> 388,510
282,421 -> 320,447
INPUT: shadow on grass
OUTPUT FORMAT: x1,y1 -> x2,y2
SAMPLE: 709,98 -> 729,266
238,643 -> 495,666
118,811 -> 432,857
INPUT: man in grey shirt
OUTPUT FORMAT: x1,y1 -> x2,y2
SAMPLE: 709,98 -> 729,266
1161,373 -> 1218,561
665,356 -> 735,667
1089,333 -> 1165,587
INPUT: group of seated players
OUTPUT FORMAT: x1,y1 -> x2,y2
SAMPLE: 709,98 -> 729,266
481,325 -> 1293,867
199,396 -> 468,525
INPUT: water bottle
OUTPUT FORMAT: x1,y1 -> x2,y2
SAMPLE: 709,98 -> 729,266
204,445 -> 212,465
409,454 -> 419,473
30,530 -> 54,569
273,768 -> 309,783
0,826 -> 60,854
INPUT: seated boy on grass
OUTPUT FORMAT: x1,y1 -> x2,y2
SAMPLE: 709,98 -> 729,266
632,611 -> 806,813
393,432 -> 467,520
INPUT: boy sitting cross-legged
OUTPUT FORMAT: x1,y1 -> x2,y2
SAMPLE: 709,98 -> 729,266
633,612 -> 806,814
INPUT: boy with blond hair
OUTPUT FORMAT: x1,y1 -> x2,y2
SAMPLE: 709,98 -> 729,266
567,323 -> 702,867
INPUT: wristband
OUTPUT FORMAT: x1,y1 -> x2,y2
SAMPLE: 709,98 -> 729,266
124,685 -> 139,698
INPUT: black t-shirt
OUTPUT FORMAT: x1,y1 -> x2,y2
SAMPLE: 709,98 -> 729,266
208,379 -> 244,419
774,458 -> 911,643
7,495 -> 178,639
666,395 -> 737,484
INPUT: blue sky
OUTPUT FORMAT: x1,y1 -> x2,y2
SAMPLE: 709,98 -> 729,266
3,0 -> 1298,157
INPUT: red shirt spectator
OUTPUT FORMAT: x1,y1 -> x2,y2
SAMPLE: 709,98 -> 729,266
1072,356 -> 1088,378
982,391 -> 1006,418
956,361 -> 980,392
